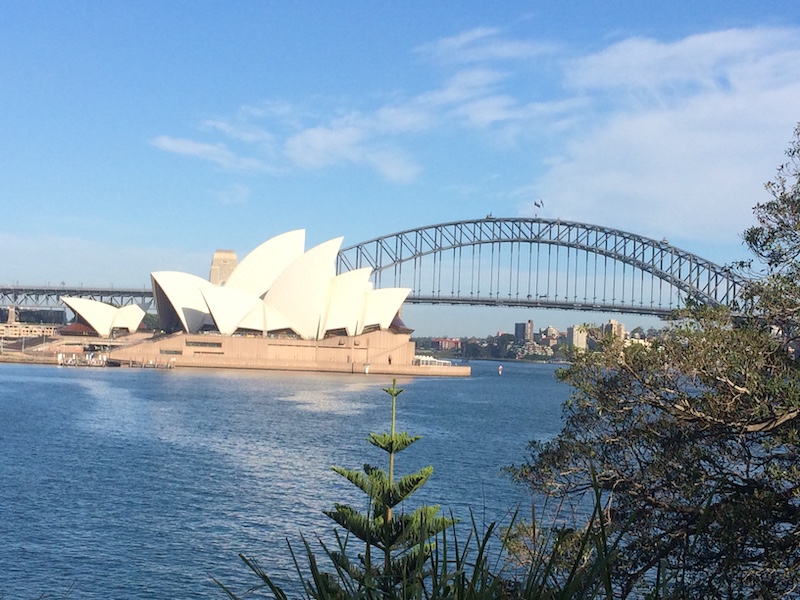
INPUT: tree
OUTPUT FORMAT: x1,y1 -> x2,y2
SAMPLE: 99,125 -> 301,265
510,125 -> 800,599
741,122 -> 800,353
323,379 -> 455,597
216,380 -> 456,600
465,341 -> 486,359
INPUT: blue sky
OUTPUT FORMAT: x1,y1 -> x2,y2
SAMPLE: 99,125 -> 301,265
2,2 -> 800,336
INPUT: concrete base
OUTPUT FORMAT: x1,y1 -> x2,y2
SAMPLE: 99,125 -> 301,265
109,330 -> 470,377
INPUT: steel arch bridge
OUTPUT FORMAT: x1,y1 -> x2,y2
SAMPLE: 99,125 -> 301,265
2,218 -> 744,318
337,217 -> 745,317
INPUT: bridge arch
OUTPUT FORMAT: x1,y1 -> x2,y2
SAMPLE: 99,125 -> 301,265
2,218 -> 746,320
337,217 -> 744,317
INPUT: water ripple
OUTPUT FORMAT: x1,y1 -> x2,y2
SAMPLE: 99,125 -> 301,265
0,361 -> 569,599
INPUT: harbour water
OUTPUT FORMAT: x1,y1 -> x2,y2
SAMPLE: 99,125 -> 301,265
0,360 -> 571,599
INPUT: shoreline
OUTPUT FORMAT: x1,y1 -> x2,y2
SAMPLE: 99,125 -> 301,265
0,333 -> 472,377
0,352 -> 58,365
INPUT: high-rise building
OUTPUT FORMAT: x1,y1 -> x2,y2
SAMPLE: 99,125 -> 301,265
209,250 -> 238,286
525,319 -> 534,342
603,319 -> 626,339
514,319 -> 534,344
567,325 -> 588,350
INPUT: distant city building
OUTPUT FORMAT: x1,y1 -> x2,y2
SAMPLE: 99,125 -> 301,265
603,319 -> 626,340
1,322 -> 61,338
209,250 -> 238,286
520,340 -> 553,357
567,325 -> 588,350
514,320 -> 534,344
432,337 -> 462,351
538,326 -> 560,347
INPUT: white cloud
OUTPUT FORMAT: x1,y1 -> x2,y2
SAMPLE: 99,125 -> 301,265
373,104 -> 432,134
150,136 -> 267,171
521,27 -> 800,250
284,125 -> 366,169
284,123 -> 419,183
415,26 -> 554,64
149,30 -> 533,182
566,28 -> 798,95
363,148 -> 420,183
201,118 -> 275,144
452,95 -> 520,127
149,24 -> 800,242
417,68 -> 508,107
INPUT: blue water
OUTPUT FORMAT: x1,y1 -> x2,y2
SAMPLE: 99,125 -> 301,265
0,361 -> 570,599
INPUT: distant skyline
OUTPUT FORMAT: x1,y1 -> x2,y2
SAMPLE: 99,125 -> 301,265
2,2 -> 799,336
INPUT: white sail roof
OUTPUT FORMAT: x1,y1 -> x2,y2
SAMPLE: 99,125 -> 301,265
323,268 -> 373,336
224,229 -> 305,297
200,285 -> 262,335
362,287 -> 411,331
262,237 -> 342,340
149,230 -> 411,340
151,271 -> 215,334
62,297 -> 145,338
113,304 -> 147,333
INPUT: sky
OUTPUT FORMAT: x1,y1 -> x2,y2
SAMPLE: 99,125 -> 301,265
2,2 -> 800,337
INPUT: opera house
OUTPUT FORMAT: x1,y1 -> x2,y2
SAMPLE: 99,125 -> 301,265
63,230 -> 469,376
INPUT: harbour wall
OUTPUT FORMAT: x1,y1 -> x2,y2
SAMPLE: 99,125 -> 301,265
110,330 -> 471,377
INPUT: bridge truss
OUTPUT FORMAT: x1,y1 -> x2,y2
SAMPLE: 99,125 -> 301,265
337,218 -> 744,317
0,287 -> 153,311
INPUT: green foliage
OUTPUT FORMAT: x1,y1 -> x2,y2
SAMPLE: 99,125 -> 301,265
515,308 -> 800,597
367,432 -> 422,455
321,379 -> 457,596
740,122 -> 800,354
743,122 -> 800,275
510,124 -> 800,598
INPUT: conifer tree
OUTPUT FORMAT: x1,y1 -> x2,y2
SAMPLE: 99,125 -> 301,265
322,379 -> 455,598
